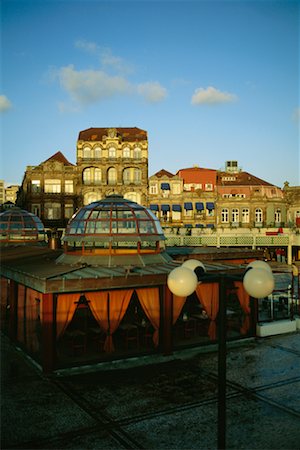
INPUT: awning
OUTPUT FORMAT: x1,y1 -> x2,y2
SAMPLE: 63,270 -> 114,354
195,223 -> 204,228
172,204 -> 182,212
206,223 -> 214,228
184,202 -> 193,210
184,224 -> 193,228
150,204 -> 159,211
161,204 -> 170,211
195,202 -> 204,211
206,202 -> 215,210
161,183 -> 170,190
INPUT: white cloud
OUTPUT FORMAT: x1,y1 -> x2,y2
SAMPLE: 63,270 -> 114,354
51,40 -> 168,108
292,107 -> 300,123
137,82 -> 167,103
75,39 -> 133,74
57,65 -> 132,105
0,95 -> 12,112
191,86 -> 237,105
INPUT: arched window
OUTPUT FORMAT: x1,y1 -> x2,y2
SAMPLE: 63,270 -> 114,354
84,192 -> 101,206
123,147 -> 130,158
123,168 -> 131,184
133,147 -> 141,159
134,168 -> 141,183
94,168 -> 102,184
221,208 -> 229,223
108,147 -> 116,158
107,167 -> 117,185
242,208 -> 249,223
83,147 -> 91,159
83,168 -> 92,184
275,209 -> 281,224
94,146 -> 102,158
255,208 -> 263,223
124,192 -> 141,204
231,208 -> 239,223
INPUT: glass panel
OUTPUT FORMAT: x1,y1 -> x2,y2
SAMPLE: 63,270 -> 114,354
112,220 -> 137,233
134,210 -> 149,219
86,221 -> 96,233
138,221 -> 156,233
95,221 -> 110,233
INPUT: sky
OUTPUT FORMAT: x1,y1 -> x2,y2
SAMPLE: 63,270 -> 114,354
1,0 -> 299,188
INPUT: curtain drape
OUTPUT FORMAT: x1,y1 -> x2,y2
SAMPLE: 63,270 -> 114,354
195,283 -> 219,340
135,288 -> 160,346
172,295 -> 186,324
85,290 -> 130,352
234,281 -> 251,334
105,290 -> 133,352
56,293 -> 81,338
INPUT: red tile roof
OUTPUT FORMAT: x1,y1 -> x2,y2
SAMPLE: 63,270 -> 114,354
43,152 -> 74,166
78,127 -> 147,142
216,171 -> 275,186
153,169 -> 175,178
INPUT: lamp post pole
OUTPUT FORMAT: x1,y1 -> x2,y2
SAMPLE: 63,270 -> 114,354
167,259 -> 274,450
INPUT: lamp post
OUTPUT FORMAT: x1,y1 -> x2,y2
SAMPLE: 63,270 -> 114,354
167,259 -> 274,450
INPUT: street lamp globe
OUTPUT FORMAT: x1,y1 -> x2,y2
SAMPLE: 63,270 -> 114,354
246,260 -> 272,273
167,266 -> 198,297
182,259 -> 206,276
243,267 -> 275,298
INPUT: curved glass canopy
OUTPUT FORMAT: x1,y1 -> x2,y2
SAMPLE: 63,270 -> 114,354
0,208 -> 45,243
59,196 -> 169,266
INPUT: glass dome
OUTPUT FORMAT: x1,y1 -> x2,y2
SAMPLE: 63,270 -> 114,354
58,195 -> 170,266
0,207 -> 45,243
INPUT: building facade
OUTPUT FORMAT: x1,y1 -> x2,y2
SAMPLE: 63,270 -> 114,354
77,127 -> 148,206
17,151 -> 78,228
17,127 -> 149,228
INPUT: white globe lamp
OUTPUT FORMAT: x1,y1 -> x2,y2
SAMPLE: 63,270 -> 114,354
182,259 -> 206,273
167,266 -> 198,297
246,260 -> 272,274
243,267 -> 275,298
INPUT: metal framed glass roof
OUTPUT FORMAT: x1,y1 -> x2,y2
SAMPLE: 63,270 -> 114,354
0,208 -> 45,243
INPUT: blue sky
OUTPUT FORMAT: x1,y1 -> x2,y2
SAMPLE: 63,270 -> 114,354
1,0 -> 299,187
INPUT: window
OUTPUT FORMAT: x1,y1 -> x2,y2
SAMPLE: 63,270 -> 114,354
242,208 -> 250,223
149,184 -> 158,195
275,209 -> 281,224
65,204 -> 74,219
107,167 -> 117,185
45,202 -> 61,219
94,168 -> 102,184
123,147 -> 130,158
65,180 -> 74,193
44,179 -> 61,193
205,183 -> 213,191
133,147 -> 141,159
32,204 -> 40,217
221,208 -> 229,223
31,180 -> 41,193
94,146 -> 102,158
134,168 -> 141,183
83,168 -> 92,184
83,168 -> 101,184
108,147 -> 116,158
255,208 -> 263,223
231,208 -> 239,223
83,147 -> 91,159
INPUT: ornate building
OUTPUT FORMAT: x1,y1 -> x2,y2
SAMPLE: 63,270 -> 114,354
17,152 -> 78,228
17,127 -> 149,228
77,127 -> 148,206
